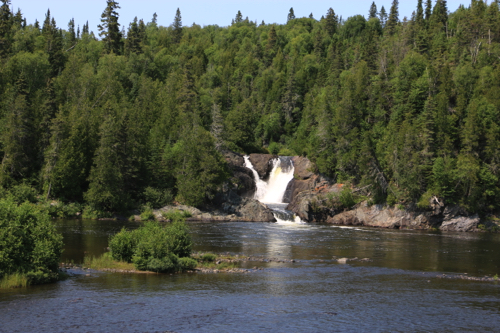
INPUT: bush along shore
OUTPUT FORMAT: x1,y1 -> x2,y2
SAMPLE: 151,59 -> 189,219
0,197 -> 64,289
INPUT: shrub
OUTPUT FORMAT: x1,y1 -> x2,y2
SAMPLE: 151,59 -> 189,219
178,257 -> 198,270
162,209 -> 191,221
277,148 -> 296,156
140,205 -> 155,221
109,228 -> 138,262
201,253 -> 217,262
108,219 -> 193,273
0,199 -> 63,287
268,142 -> 281,155
9,183 -> 38,204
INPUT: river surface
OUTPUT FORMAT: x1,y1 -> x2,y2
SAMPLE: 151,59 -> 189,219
1,219 -> 500,332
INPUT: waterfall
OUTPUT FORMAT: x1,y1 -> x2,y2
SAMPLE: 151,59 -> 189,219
245,156 -> 303,224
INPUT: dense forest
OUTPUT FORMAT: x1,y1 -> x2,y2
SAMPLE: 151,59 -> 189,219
0,0 -> 499,214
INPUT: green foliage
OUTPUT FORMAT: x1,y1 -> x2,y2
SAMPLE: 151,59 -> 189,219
142,187 -> 172,209
109,219 -> 192,273
1,3 -> 500,214
200,253 -> 217,262
8,183 -> 38,204
0,199 -> 63,286
268,142 -> 281,155
140,205 -> 155,221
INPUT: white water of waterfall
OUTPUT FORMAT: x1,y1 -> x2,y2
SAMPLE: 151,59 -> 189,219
244,156 -> 304,224
259,158 -> 294,204
243,156 -> 268,200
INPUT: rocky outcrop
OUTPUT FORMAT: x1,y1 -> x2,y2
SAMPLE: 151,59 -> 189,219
439,214 -> 480,232
291,156 -> 314,180
328,202 -> 437,229
223,151 -> 255,197
248,154 -> 275,179
154,198 -> 276,223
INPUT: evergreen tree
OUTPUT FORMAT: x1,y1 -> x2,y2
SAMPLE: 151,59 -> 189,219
386,0 -> 399,35
82,21 -> 89,35
325,8 -> 338,36
416,0 -> 424,27
235,10 -> 243,24
125,16 -> 141,54
0,0 -> 12,56
172,8 -> 183,43
287,7 -> 295,23
425,0 -> 432,23
369,2 -> 378,19
98,0 -> 122,54
379,6 -> 387,27
68,18 -> 76,44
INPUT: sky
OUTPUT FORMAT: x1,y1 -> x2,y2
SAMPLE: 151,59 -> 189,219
11,0 -> 469,33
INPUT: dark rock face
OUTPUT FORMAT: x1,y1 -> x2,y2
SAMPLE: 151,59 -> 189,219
223,151 -> 255,197
248,154 -> 275,179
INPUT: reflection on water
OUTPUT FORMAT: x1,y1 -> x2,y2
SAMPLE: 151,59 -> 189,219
0,220 -> 499,332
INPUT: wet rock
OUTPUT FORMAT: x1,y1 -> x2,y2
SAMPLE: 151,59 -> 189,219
439,214 -> 480,232
248,154 -> 275,179
235,198 -> 276,222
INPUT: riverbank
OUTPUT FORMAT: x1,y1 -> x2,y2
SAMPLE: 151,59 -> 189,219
76,252 -> 298,275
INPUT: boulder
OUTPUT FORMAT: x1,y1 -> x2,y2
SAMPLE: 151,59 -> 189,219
248,154 -> 275,179
292,156 -> 314,180
439,214 -> 480,232
328,202 -> 435,229
236,198 -> 276,222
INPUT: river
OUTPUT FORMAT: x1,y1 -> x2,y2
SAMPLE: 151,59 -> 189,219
0,219 -> 499,332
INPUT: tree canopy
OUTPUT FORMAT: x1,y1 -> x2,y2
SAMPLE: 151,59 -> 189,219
0,1 -> 500,214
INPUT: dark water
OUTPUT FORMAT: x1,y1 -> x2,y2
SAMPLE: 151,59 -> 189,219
1,220 -> 500,332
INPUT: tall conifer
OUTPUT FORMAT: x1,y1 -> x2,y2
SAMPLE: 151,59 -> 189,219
287,8 -> 295,22
369,2 -> 378,19
325,8 -> 338,36
173,8 -> 183,43
386,0 -> 399,35
98,0 -> 122,54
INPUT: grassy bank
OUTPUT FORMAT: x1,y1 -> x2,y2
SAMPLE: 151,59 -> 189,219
83,252 -> 242,273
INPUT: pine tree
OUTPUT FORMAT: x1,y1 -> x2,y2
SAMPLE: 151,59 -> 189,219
369,2 -> 378,19
235,10 -> 243,24
98,0 -> 122,54
125,16 -> 141,54
82,21 -> 89,35
425,0 -> 432,23
172,8 -> 183,43
431,0 -> 448,30
379,6 -> 387,27
386,0 -> 399,35
0,0 -> 12,56
416,0 -> 424,27
287,7 -> 295,23
325,8 -> 338,35
68,18 -> 76,44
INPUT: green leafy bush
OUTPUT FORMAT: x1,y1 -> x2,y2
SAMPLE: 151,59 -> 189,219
9,183 -> 38,204
0,199 -> 63,287
140,205 -> 155,221
201,253 -> 217,262
268,142 -> 281,155
109,219 -> 193,273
